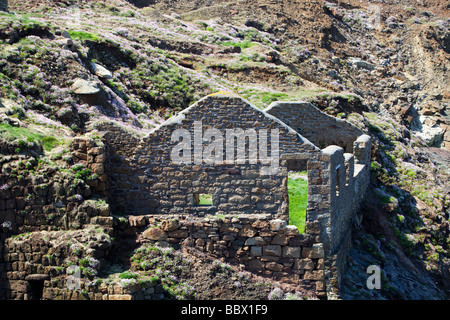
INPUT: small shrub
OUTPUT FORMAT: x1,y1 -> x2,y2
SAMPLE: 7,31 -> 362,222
41,136 -> 60,151
119,271 -> 138,280
119,278 -> 137,287
268,288 -> 284,300
67,30 -> 101,42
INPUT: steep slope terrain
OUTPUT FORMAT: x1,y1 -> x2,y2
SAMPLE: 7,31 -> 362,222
0,0 -> 449,299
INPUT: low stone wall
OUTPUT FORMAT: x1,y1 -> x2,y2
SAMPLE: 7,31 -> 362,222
0,224 -> 164,300
41,277 -> 162,300
0,137 -> 110,236
1,214 -> 326,299
131,214 -> 326,297
0,228 -> 112,300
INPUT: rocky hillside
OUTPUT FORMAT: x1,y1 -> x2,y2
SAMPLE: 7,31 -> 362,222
0,0 -> 449,299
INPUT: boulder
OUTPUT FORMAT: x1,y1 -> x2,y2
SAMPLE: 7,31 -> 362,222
142,227 -> 167,241
71,78 -> 100,95
129,215 -> 147,227
412,115 -> 444,146
161,219 -> 179,232
62,31 -> 71,39
91,62 -> 113,79
348,57 -> 375,71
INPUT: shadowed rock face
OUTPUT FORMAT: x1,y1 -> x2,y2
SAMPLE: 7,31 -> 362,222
125,0 -> 156,8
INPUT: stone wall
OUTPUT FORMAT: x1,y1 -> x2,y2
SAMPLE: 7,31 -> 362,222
0,225 -> 162,301
1,227 -> 112,299
70,137 -> 108,194
0,137 -> 113,299
0,93 -> 372,299
138,214 -> 326,296
1,214 -> 326,299
91,94 -> 371,297
264,101 -> 372,295
99,94 -> 320,219
0,137 -> 109,236
265,101 -> 363,153
91,122 -> 141,215
320,134 -> 371,295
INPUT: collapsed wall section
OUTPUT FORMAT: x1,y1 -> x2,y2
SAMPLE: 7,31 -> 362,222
265,101 -> 363,153
1,214 -> 326,300
129,213 -> 327,298
1,228 -> 112,300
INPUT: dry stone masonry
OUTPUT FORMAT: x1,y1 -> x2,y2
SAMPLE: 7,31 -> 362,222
0,92 -> 371,299
265,101 -> 364,153
140,214 -> 326,293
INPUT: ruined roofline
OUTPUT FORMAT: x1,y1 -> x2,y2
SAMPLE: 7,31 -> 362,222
145,91 -> 320,151
264,100 -> 365,138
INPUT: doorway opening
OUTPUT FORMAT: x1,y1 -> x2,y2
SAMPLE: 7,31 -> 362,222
286,158 -> 308,233
28,280 -> 44,300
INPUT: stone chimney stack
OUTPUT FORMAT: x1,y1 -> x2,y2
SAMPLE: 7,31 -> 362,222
0,0 -> 8,12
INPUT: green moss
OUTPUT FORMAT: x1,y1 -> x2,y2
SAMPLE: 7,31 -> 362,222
0,123 -> 60,153
67,30 -> 101,42
237,89 -> 289,109
119,271 -> 138,279
41,136 -> 60,151
0,123 -> 43,143
260,92 -> 288,105
222,40 -> 255,49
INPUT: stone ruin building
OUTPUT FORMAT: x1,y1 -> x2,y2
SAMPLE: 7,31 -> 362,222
0,92 -> 371,300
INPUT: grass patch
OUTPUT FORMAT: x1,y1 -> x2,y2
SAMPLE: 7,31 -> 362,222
237,88 -> 289,109
41,136 -> 60,151
260,92 -> 289,105
197,194 -> 212,206
236,87 -> 329,109
0,123 -> 59,152
288,172 -> 308,233
67,30 -> 101,42
199,194 -> 212,205
118,271 -> 138,280
222,40 -> 255,49
0,123 -> 42,143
